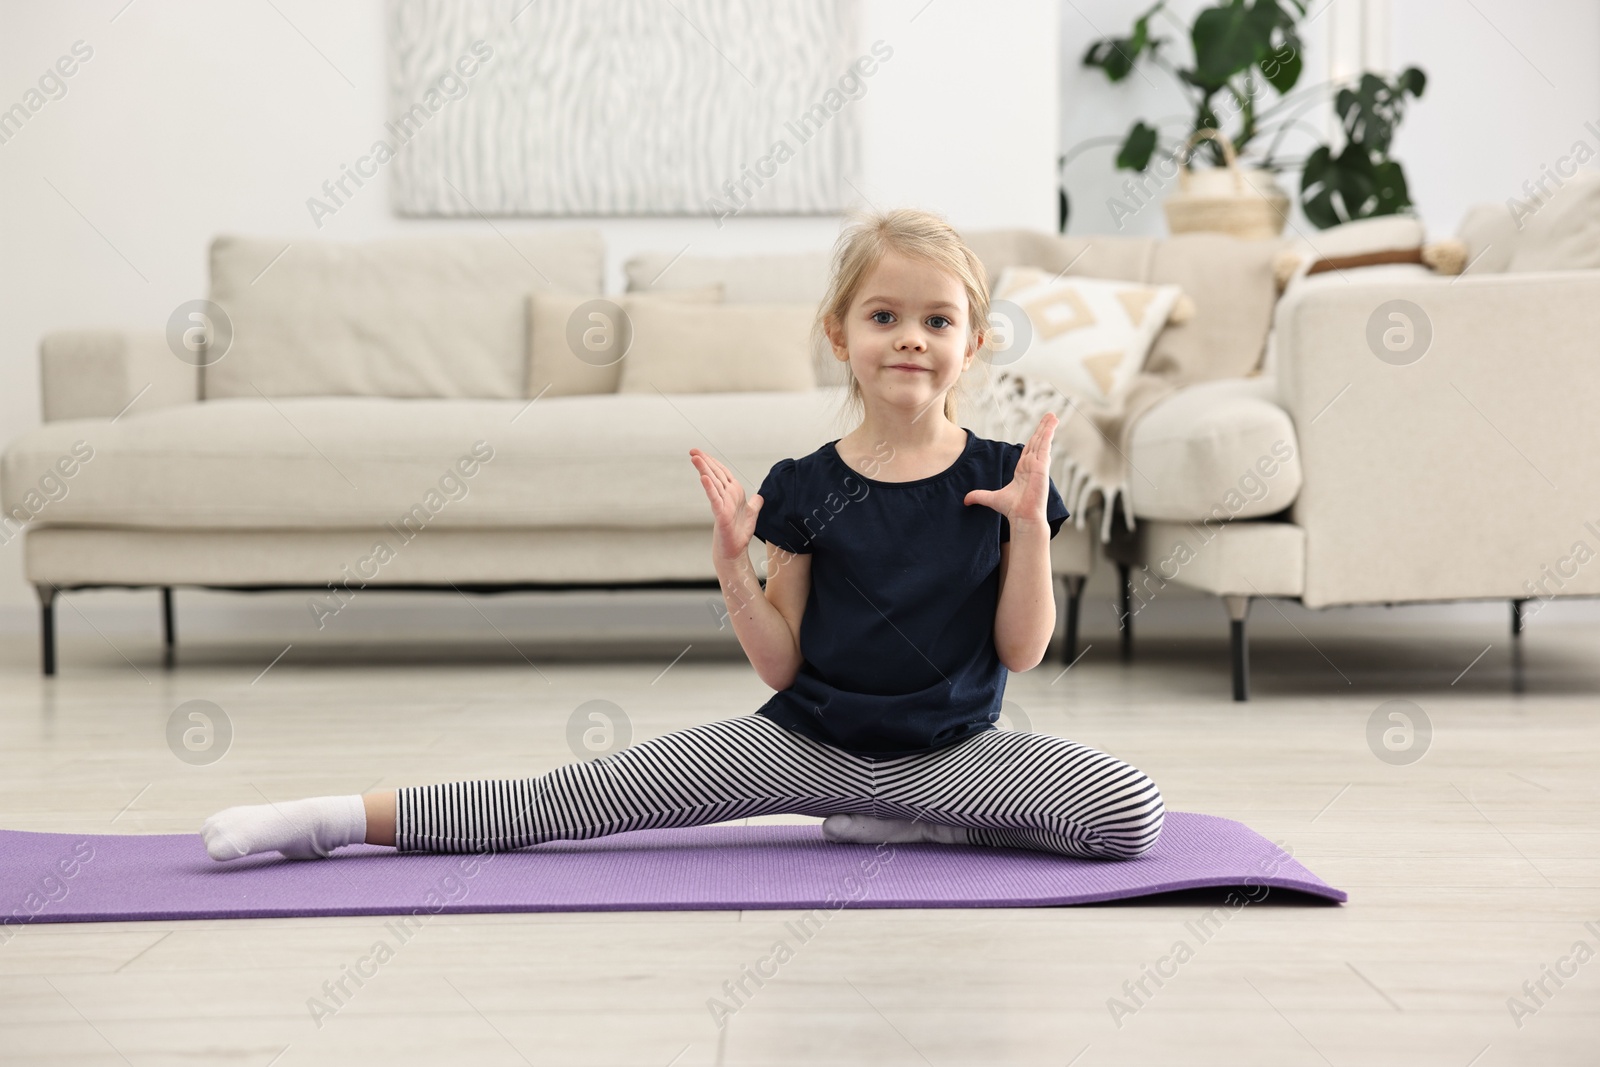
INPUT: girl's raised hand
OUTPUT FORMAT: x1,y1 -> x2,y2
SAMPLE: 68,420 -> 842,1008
962,412 -> 1058,531
689,448 -> 761,562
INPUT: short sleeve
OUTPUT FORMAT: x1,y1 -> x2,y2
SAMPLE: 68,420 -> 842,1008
753,458 -> 813,555
999,449 -> 1072,542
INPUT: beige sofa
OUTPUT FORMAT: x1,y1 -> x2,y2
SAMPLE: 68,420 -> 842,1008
1117,192 -> 1600,698
10,209 -> 1591,699
2,228 -> 1107,675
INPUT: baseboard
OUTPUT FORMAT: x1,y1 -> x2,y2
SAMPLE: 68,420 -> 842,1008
0,586 -> 745,640
3,583 -> 1598,641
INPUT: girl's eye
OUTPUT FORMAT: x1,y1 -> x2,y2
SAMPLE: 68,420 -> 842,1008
869,310 -> 952,328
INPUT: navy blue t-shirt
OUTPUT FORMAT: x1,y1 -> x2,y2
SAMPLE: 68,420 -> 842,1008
751,427 -> 1071,760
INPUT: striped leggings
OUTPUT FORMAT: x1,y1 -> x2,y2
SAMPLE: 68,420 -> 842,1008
394,713 -> 1165,860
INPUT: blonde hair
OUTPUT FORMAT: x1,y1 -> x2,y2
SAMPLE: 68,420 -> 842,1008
813,207 -> 992,431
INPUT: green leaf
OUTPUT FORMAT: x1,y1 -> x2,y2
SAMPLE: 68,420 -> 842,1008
1334,86 -> 1357,125
1334,69 -> 1421,157
1191,1 -> 1259,90
1082,3 -> 1168,83
1352,101 -> 1394,155
1083,37 -> 1137,81
1259,29 -> 1301,93
1301,143 -> 1330,185
1129,3 -> 1156,52
1397,66 -> 1426,97
1300,147 -> 1340,229
1116,122 -> 1160,170
1246,0 -> 1295,41
1369,159 -> 1412,214
1299,143 -> 1379,228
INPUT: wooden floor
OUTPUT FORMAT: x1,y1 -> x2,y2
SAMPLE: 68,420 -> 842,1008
2,597 -> 1597,1066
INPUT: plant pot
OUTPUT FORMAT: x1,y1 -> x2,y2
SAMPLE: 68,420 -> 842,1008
1163,128 -> 1291,239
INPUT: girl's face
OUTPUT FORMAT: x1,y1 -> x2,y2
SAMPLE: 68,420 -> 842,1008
827,250 -> 981,418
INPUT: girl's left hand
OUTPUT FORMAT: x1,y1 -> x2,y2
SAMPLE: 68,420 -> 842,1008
963,412 -> 1057,531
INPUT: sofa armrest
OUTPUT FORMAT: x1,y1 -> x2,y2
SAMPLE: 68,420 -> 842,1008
1273,270 -> 1600,608
40,330 -> 199,422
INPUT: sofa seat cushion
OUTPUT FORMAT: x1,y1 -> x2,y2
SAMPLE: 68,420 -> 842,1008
1125,376 -> 1302,523
1132,518 -> 1305,598
20,513 -> 1102,589
1,390 -> 851,530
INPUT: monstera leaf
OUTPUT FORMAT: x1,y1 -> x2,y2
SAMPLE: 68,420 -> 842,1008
1082,2 -> 1166,82
1299,67 -> 1425,227
1300,143 -> 1414,228
1191,0 -> 1301,91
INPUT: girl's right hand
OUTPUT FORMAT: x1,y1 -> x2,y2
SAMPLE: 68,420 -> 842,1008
689,448 -> 761,562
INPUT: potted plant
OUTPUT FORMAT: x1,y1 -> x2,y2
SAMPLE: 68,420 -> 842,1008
1061,0 -> 1425,233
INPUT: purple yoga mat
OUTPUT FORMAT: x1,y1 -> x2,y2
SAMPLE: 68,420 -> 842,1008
0,812 -> 1343,925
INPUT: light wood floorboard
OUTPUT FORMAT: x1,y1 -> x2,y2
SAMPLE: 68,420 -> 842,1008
1,603 -> 1596,1066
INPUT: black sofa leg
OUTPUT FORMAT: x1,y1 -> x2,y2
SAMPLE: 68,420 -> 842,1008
37,584 -> 58,677
1117,562 -> 1133,662
1061,575 -> 1086,663
162,586 -> 176,669
1225,594 -> 1251,702
1511,597 -> 1527,694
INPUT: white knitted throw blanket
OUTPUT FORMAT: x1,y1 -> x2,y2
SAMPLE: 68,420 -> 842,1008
966,366 -> 1180,544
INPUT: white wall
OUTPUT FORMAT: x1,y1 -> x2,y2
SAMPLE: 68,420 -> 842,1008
1390,0 -> 1600,233
0,0 -> 1061,619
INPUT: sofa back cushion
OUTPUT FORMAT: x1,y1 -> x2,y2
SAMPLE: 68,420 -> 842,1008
205,230 -> 605,400
1506,170 -> 1600,272
962,229 -> 1157,285
623,250 -> 845,388
1456,203 -> 1519,274
1144,233 -> 1284,380
616,301 -> 819,395
625,249 -> 832,302
529,286 -> 724,397
624,228 -> 1285,392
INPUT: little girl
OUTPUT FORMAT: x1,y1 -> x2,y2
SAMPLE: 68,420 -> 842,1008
202,208 -> 1165,863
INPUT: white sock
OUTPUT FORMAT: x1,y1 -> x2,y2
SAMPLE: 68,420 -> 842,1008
821,813 -> 968,846
202,795 -> 367,861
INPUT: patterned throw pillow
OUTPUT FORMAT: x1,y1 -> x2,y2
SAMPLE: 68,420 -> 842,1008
986,267 -> 1185,403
